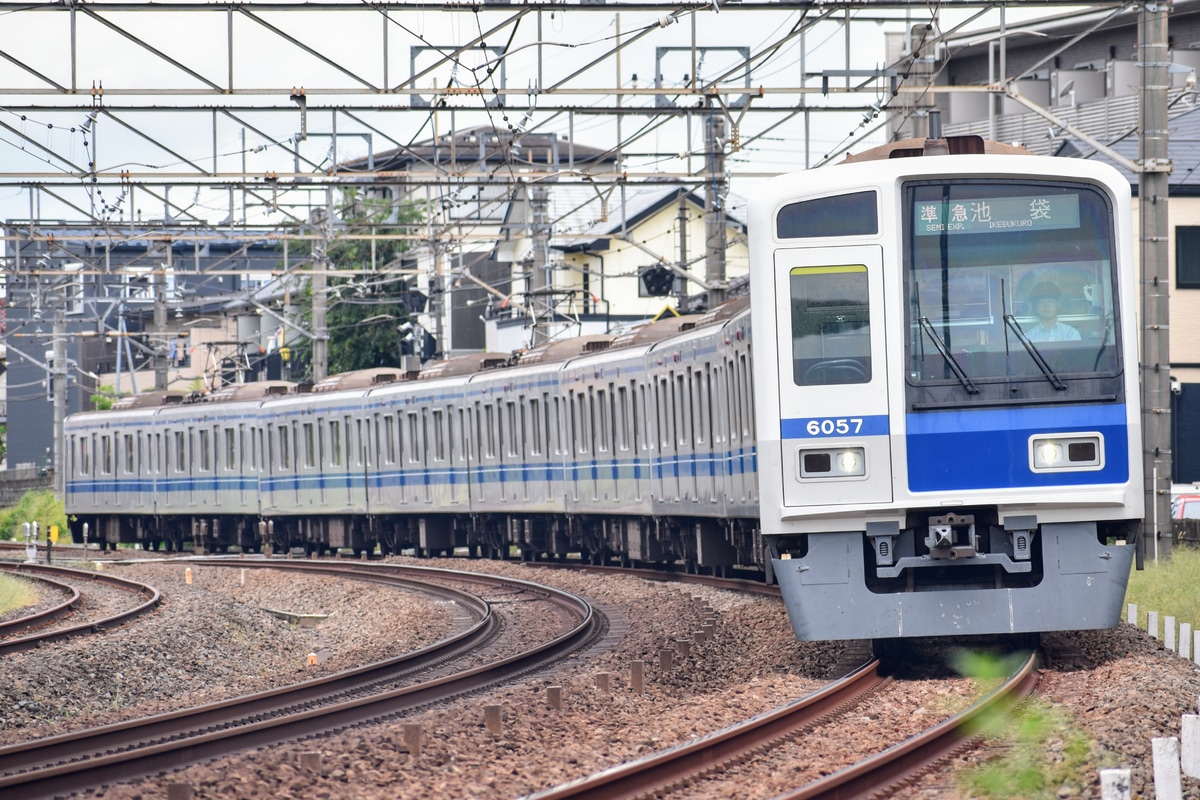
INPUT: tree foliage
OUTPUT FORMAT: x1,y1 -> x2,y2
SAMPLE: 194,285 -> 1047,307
286,190 -> 425,380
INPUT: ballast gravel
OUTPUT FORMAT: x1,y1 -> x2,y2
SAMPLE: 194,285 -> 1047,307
1,555 -> 1198,800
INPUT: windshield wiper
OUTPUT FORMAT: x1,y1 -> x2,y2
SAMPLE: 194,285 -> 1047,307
1003,314 -> 1067,390
918,317 -> 979,394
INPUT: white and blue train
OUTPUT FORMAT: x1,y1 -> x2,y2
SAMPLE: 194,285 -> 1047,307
64,135 -> 1142,641
750,136 -> 1141,639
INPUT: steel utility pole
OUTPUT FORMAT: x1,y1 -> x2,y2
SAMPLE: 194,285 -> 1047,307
1140,1 -> 1173,560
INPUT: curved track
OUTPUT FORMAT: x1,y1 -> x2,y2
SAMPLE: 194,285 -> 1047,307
528,651 -> 1040,800
0,562 -> 161,654
0,560 -> 600,800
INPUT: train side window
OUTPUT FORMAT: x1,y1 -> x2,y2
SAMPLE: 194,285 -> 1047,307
458,407 -> 468,462
384,415 -> 397,464
362,418 -> 373,467
616,386 -> 630,452
552,396 -> 564,456
419,410 -> 429,463
484,404 -> 496,459
789,265 -> 872,386
80,436 -> 90,474
704,364 -> 716,446
175,431 -> 187,473
125,434 -> 135,473
279,426 -> 291,470
634,383 -> 645,453
574,392 -> 589,455
739,352 -> 753,438
432,410 -> 446,461
225,429 -> 236,471
101,435 -> 112,475
496,400 -> 506,459
596,389 -> 611,454
329,420 -> 342,467
506,401 -> 519,458
529,398 -> 543,456
676,373 -> 689,447
407,412 -> 420,463
776,190 -> 877,239
199,429 -> 211,472
303,423 -> 316,468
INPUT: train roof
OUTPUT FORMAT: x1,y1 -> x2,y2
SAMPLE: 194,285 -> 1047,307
417,352 -> 513,380
310,368 -> 412,393
110,391 -> 190,410
840,135 -> 1032,163
515,334 -> 616,366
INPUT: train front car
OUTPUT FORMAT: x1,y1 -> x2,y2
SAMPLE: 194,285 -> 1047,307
749,138 -> 1141,641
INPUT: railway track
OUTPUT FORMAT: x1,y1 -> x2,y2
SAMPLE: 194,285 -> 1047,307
526,650 -> 1040,800
0,562 -> 161,654
0,560 -> 603,800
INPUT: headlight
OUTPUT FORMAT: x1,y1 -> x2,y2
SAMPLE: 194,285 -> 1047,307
1030,433 -> 1103,471
799,446 -> 867,478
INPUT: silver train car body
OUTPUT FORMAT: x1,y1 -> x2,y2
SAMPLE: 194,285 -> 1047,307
65,300 -> 761,572
749,138 -> 1142,640
65,136 -> 1142,642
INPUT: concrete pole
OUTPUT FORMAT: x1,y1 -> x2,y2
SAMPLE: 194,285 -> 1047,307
1139,2 -> 1172,559
704,106 -> 727,307
153,258 -> 168,391
676,195 -> 689,308
52,308 -> 67,498
530,185 -> 551,345
311,189 -> 331,383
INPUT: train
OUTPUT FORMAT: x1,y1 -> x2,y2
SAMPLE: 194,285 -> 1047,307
64,134 -> 1142,641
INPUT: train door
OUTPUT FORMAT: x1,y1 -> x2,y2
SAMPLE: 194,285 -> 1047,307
595,385 -> 615,503
134,431 -> 145,509
549,394 -> 565,504
662,375 -> 681,502
495,399 -> 507,503
632,382 -> 647,503
420,408 -> 431,504
340,415 -> 353,507
152,432 -> 162,513
237,424 -> 247,506
772,244 -> 893,507
698,363 -> 717,505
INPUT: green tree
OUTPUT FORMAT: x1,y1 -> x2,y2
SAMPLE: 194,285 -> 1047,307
286,190 -> 426,380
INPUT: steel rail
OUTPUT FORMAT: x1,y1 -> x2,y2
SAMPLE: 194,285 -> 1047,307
775,650 -> 1041,800
0,569 -> 79,640
0,561 -> 599,800
0,563 -> 492,775
523,561 -> 782,597
527,660 -> 885,800
0,562 -> 161,655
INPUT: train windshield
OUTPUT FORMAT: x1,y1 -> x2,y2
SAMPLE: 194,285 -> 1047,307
904,180 -> 1122,407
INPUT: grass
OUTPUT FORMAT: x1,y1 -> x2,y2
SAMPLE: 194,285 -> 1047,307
951,651 -> 1097,799
952,544 -> 1199,799
0,572 -> 37,615
1124,544 -> 1200,630
0,490 -> 68,543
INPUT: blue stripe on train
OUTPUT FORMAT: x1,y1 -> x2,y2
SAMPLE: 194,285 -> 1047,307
64,447 -> 759,497
906,403 -> 1129,491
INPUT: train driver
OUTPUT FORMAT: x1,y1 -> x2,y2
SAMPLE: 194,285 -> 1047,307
1025,282 -> 1081,343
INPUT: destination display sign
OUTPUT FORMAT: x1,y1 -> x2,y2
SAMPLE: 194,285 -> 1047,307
913,194 -> 1080,236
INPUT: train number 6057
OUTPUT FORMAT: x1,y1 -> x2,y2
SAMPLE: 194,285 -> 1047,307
805,418 -> 863,436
